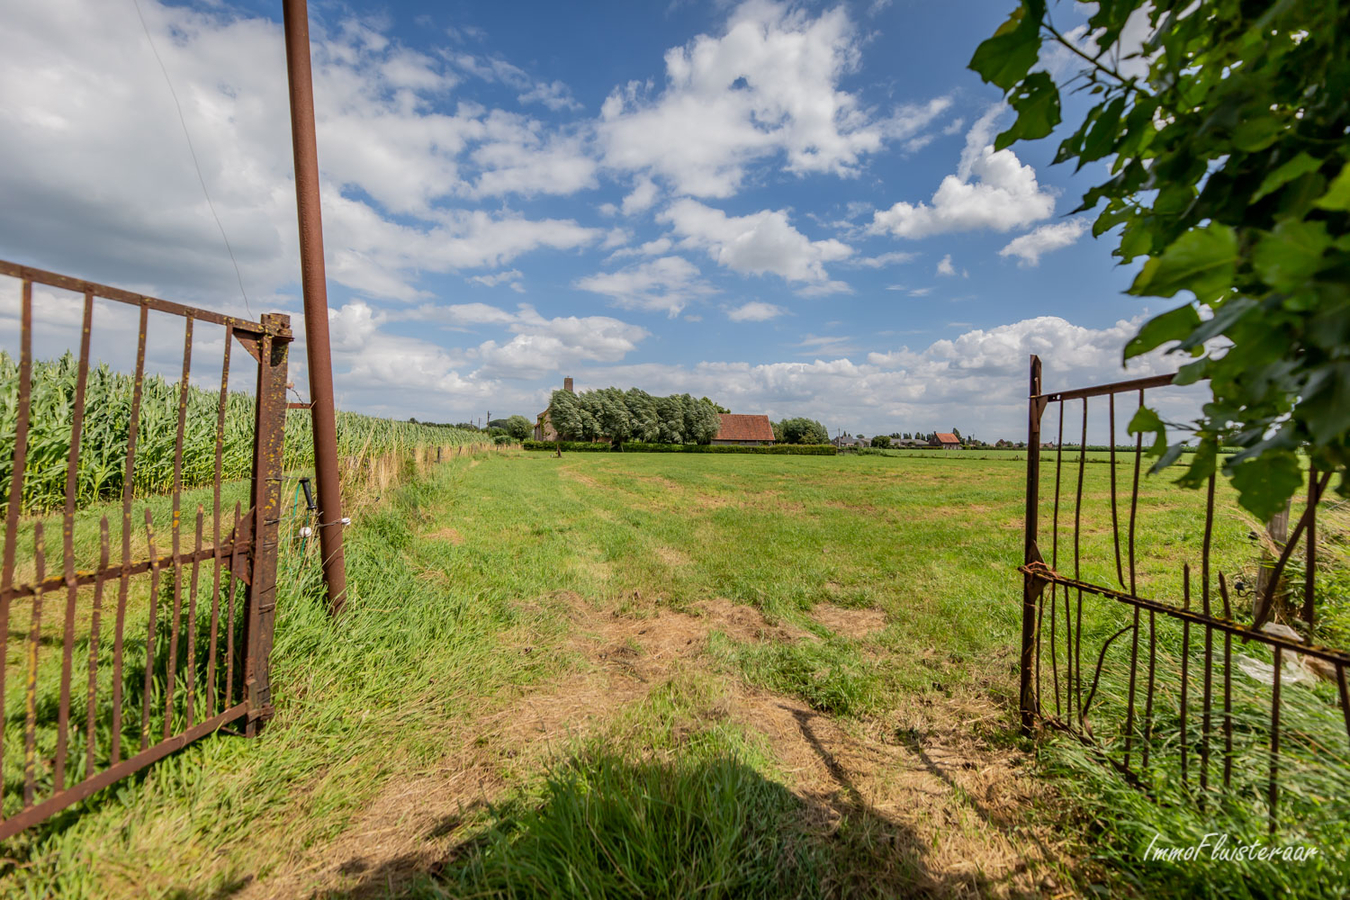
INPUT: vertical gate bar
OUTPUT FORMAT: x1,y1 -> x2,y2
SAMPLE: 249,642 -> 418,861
25,526 -> 47,808
225,502 -> 242,708
0,278 -> 34,819
1199,473 -> 1216,802
1141,609 -> 1157,770
244,317 -> 290,735
1254,472 -> 1331,629
1049,585 -> 1059,718
1337,663 -> 1350,751
1219,573 -> 1235,789
1052,402 -> 1065,718
1269,647 -> 1282,835
1180,565 -> 1191,785
1128,390 -> 1143,597
85,519 -> 111,777
164,318 -> 193,739
140,510 -> 161,751
1303,466 -> 1318,629
111,304 -> 148,765
207,326 -> 232,717
184,509 -> 203,727
1122,389 -> 1145,768
1109,394 -> 1123,587
55,290 -> 94,792
1073,398 -> 1087,726
1034,586 -> 1044,715
1123,603 -> 1141,769
1020,356 -> 1042,732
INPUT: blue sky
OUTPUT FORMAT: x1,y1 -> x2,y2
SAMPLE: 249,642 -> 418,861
0,0 -> 1184,439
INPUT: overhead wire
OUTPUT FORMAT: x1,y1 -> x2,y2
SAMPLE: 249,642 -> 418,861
130,0 -> 254,317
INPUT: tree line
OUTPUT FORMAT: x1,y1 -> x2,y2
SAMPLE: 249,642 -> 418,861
549,388 -> 723,444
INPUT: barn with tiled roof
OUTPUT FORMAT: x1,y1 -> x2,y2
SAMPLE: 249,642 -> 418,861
712,414 -> 775,446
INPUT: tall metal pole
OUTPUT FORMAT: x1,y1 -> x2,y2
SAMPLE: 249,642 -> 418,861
1020,354 -> 1043,734
282,0 -> 347,613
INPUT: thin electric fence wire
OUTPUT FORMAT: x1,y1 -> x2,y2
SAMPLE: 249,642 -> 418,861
130,0 -> 254,317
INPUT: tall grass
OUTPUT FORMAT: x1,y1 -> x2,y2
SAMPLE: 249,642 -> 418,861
0,352 -> 488,514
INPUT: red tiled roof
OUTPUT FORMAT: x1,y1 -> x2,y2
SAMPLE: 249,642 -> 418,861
934,432 -> 960,444
715,413 -> 775,442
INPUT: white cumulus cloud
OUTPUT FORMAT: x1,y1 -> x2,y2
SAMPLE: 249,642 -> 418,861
598,0 -> 949,198
999,219 -> 1090,266
575,256 -> 717,317
869,105 -> 1056,239
660,199 -> 851,289
727,301 -> 786,322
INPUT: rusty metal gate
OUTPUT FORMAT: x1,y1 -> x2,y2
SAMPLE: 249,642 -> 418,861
0,260 -> 289,840
1018,354 -> 1350,833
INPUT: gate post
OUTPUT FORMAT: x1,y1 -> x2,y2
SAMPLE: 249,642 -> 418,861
244,313 -> 291,736
1020,355 -> 1043,734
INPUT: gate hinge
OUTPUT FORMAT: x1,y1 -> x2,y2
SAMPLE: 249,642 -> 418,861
245,677 -> 274,720
227,508 -> 256,585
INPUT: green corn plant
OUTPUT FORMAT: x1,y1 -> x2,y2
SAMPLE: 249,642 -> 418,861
0,352 -> 489,515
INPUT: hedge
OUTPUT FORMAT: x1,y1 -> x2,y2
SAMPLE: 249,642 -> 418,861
521,440 -> 836,456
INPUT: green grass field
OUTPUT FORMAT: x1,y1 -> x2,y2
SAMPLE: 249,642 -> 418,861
1,450 -> 1346,898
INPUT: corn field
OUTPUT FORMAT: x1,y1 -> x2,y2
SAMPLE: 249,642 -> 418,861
0,352 -> 488,514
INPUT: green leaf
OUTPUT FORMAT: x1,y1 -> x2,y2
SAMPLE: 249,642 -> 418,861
1314,160 -> 1350,211
1149,441 -> 1186,475
1233,115 -> 1281,152
1253,220 -> 1331,292
1092,204 -> 1132,238
1124,304 -> 1201,359
1117,220 -> 1153,260
1079,97 -> 1125,164
1178,295 -> 1257,352
968,3 -> 1044,91
1251,152 -> 1323,203
1128,224 -> 1237,302
1174,438 -> 1217,488
1299,362 -> 1350,444
1230,452 -> 1302,521
996,72 -> 1061,150
1127,406 -> 1167,458
1172,357 -> 1208,386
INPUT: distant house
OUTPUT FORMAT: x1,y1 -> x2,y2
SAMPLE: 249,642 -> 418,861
831,434 -> 868,449
712,414 -> 775,446
892,438 -> 927,448
534,376 -> 574,441
931,432 -> 961,450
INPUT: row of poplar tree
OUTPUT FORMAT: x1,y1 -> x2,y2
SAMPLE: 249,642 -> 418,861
548,387 -> 723,444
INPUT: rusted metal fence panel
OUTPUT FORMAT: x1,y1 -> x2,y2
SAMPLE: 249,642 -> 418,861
1019,354 -> 1350,833
0,260 -> 290,840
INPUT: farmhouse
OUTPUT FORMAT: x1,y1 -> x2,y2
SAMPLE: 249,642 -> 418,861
832,434 -> 868,449
711,413 -> 775,446
931,432 -> 961,450
533,376 -> 573,441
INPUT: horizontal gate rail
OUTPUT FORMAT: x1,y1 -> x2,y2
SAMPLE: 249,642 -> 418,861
0,259 -> 290,841
1019,354 -> 1350,836
0,260 -> 285,337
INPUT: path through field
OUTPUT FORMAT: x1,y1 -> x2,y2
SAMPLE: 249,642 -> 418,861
242,591 -> 1067,898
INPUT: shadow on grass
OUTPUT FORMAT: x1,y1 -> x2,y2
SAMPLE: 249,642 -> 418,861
297,734 -> 1045,900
